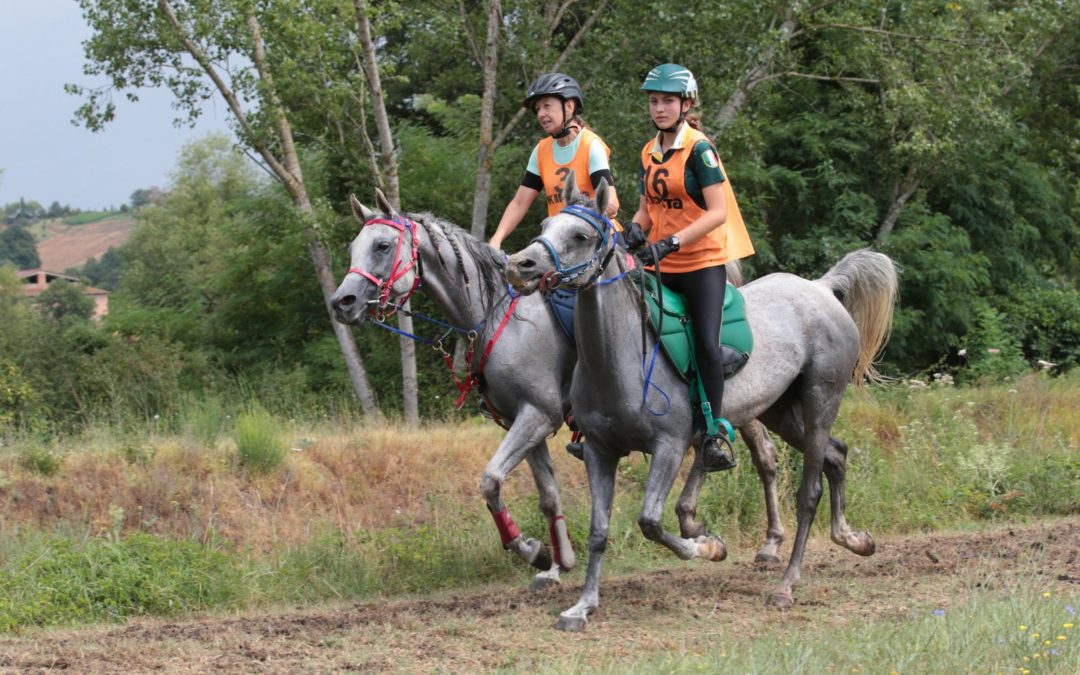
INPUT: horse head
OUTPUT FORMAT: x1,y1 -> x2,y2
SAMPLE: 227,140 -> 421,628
331,189 -> 422,324
505,170 -> 617,295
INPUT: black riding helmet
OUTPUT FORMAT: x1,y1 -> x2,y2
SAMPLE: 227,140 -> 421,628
523,72 -> 584,112
523,73 -> 584,139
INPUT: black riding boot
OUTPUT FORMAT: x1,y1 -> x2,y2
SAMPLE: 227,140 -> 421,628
698,355 -> 736,472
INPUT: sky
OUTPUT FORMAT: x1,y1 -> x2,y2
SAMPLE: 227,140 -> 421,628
0,1 -> 231,211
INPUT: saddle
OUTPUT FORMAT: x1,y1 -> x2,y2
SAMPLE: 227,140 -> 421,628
637,273 -> 753,382
546,274 -> 752,379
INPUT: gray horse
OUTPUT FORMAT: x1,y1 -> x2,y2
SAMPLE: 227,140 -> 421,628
329,190 -> 787,590
505,175 -> 898,630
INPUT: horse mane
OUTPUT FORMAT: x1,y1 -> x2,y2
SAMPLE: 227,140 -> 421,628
410,212 -> 508,316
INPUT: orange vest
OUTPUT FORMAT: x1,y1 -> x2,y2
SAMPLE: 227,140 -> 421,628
537,128 -> 611,217
640,128 -> 754,273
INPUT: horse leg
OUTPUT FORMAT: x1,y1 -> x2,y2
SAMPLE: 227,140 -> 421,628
742,420 -> 785,564
556,446 -> 620,632
480,406 -> 558,571
823,437 -> 875,556
769,425 -> 829,610
523,445 -> 577,591
675,442 -> 707,539
639,442 -> 727,563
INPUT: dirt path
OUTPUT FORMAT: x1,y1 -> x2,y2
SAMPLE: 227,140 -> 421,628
1,518 -> 1077,673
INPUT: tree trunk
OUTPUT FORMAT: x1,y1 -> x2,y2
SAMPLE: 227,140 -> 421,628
876,163 -> 922,244
159,0 -> 380,415
470,0 -> 501,240
354,0 -> 419,425
468,0 -> 608,238
715,1 -> 804,129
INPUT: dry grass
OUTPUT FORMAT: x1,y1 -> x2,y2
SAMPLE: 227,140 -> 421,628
0,420 -> 590,552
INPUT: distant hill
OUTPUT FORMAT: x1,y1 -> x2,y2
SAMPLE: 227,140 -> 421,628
34,214 -> 135,271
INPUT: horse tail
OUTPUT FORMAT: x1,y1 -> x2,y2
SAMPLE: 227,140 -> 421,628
725,258 -> 744,287
819,249 -> 899,384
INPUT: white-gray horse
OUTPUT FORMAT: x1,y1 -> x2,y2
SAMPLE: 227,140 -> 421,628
504,175 -> 898,630
330,190 -> 787,590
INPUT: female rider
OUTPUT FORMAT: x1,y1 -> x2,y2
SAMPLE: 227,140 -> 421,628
490,72 -> 621,460
627,63 -> 755,472
488,72 -> 619,251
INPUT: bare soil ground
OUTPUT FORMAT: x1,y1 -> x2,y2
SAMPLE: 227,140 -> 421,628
0,518 -> 1077,673
35,217 -> 133,272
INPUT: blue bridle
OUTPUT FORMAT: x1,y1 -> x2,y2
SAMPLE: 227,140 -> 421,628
530,204 -> 618,291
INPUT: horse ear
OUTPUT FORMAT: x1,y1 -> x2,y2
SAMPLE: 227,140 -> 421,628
350,194 -> 377,222
594,178 -> 610,217
561,169 -> 580,205
374,188 -> 398,218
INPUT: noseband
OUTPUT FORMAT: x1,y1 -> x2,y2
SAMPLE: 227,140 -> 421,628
530,204 -> 617,292
348,215 -> 422,317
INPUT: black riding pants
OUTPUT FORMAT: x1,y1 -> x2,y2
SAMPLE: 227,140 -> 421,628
660,265 -> 728,423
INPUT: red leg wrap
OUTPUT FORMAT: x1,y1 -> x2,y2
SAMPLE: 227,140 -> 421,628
490,507 -> 521,547
549,515 -> 566,568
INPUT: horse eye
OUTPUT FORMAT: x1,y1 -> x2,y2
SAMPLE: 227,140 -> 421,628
574,232 -> 590,242
377,241 -> 392,252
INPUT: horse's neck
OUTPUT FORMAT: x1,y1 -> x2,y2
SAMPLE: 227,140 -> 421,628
575,258 -> 651,390
415,224 -> 493,330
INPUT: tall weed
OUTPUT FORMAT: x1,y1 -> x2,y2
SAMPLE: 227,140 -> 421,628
232,404 -> 286,473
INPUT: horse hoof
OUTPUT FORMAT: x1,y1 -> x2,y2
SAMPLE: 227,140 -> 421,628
529,575 -> 560,592
754,552 -> 782,565
768,589 -> 794,610
555,614 -> 587,632
695,535 -> 727,562
526,540 -> 553,571
856,531 -> 876,557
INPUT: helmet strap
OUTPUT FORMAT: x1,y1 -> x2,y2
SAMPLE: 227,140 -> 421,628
549,100 -> 573,140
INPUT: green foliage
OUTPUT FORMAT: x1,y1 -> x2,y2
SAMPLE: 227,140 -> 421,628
61,211 -> 114,225
0,225 -> 40,269
34,279 -> 96,325
17,444 -> 62,477
960,302 -> 1029,384
76,247 -> 125,292
232,405 -> 287,473
0,532 -> 242,630
1009,284 -> 1080,372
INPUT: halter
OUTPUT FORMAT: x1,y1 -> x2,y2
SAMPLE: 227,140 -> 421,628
347,214 -> 422,318
530,204 -> 620,292
346,213 -> 521,424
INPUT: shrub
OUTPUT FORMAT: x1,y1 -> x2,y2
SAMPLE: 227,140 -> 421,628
232,405 -> 286,472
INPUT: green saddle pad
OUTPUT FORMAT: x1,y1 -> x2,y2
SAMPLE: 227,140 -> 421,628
638,273 -> 753,381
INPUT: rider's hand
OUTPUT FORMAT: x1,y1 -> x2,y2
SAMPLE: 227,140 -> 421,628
621,221 -> 648,251
635,236 -> 680,267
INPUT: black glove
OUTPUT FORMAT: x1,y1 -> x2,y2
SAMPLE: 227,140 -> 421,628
621,221 -> 648,251
636,236 -> 680,267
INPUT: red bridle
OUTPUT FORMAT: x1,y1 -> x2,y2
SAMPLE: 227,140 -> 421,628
347,216 -> 422,317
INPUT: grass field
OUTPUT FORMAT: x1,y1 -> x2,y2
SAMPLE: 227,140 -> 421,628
0,372 -> 1077,670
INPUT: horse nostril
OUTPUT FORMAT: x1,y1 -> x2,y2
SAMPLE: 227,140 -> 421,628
519,258 -> 536,270
334,294 -> 356,310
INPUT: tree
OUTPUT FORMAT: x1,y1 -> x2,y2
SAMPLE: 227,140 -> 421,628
0,225 -> 40,269
72,0 -> 379,415
35,279 -> 96,325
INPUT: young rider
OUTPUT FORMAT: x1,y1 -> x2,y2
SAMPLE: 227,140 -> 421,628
626,63 -> 755,472
490,72 -> 621,461
489,72 -> 620,251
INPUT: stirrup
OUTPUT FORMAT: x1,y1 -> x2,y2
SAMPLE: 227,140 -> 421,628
702,434 -> 736,473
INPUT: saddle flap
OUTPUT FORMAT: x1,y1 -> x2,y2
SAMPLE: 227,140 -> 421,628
638,273 -> 753,380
